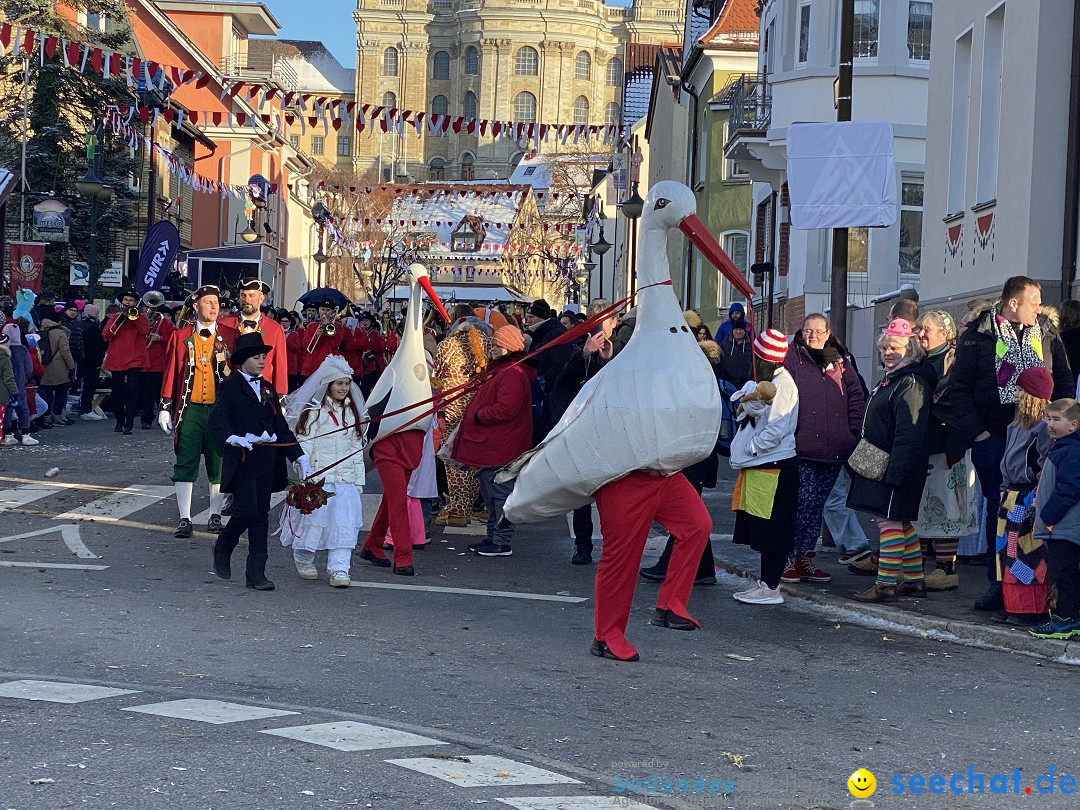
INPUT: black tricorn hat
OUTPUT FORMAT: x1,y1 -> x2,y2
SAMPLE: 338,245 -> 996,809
238,278 -> 271,295
231,332 -> 274,366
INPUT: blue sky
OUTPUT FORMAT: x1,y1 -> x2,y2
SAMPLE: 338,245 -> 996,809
270,0 -> 358,67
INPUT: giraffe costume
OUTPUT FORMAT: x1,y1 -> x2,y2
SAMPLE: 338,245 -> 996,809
432,322 -> 493,525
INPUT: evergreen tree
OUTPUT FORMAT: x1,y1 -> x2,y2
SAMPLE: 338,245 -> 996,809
0,0 -> 137,298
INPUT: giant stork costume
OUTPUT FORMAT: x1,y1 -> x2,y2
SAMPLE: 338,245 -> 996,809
360,264 -> 448,576
503,181 -> 754,661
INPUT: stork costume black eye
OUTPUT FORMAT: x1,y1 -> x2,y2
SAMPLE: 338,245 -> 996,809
654,198 -> 670,209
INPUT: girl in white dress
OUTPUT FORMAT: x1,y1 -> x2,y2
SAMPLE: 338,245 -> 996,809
281,355 -> 368,587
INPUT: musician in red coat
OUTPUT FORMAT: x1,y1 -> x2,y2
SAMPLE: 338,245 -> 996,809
103,289 -> 150,435
218,279 -> 289,393
138,303 -> 176,430
343,320 -> 372,381
279,311 -> 304,392
158,285 -> 240,539
355,311 -> 385,398
300,298 -> 349,377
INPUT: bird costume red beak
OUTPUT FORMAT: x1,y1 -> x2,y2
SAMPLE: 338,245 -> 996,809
678,213 -> 757,299
417,277 -> 450,323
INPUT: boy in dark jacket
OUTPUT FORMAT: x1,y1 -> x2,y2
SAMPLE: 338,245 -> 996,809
1030,399 -> 1080,639
208,333 -> 309,590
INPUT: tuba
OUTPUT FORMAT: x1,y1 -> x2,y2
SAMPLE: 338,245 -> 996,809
144,291 -> 165,347
142,290 -> 165,308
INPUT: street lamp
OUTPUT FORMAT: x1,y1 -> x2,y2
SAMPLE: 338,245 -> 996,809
77,163 -> 113,303
621,183 -> 644,220
238,220 -> 259,243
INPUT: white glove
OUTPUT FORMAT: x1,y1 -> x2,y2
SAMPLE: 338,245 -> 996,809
257,431 -> 276,444
297,455 -> 313,479
226,434 -> 253,450
242,432 -> 263,445
157,410 -> 173,434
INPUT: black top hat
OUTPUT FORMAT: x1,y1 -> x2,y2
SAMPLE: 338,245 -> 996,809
238,278 -> 272,295
316,297 -> 336,310
357,311 -> 376,324
529,299 -> 552,319
118,289 -> 138,300
192,284 -> 221,300
231,332 -> 274,366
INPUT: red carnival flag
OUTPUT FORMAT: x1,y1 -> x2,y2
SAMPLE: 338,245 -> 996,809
8,241 -> 46,298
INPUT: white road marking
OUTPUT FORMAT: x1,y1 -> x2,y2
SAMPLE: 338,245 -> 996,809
0,485 -> 61,514
0,680 -> 138,703
497,799 -> 621,809
123,698 -> 297,724
441,523 -> 487,536
260,721 -> 445,752
349,581 -> 588,603
0,524 -> 99,559
192,492 -> 287,525
387,754 -> 582,788
0,561 -> 108,571
54,484 -> 175,523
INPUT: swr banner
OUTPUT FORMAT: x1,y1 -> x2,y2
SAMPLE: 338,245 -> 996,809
8,241 -> 46,298
134,221 -> 180,296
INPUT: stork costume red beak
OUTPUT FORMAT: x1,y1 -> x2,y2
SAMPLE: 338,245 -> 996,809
678,214 -> 757,299
417,276 -> 451,323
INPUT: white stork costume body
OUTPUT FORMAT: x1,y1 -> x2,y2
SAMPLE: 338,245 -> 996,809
503,182 -> 746,661
360,264 -> 448,575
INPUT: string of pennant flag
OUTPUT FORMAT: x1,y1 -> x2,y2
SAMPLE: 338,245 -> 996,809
0,20 -> 623,148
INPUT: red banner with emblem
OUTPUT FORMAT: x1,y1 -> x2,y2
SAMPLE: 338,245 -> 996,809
8,241 -> 46,298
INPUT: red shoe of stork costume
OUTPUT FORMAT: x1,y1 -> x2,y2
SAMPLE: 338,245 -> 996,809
361,264 -> 449,574
501,181 -> 756,660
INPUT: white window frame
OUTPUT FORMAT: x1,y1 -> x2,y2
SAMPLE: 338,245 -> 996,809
431,95 -> 449,117
606,58 -> 622,87
722,121 -> 750,181
514,47 -> 539,76
718,231 -> 751,310
797,0 -> 812,66
575,51 -> 591,80
898,176 -> 924,276
432,50 -> 451,80
853,0 -> 880,60
573,96 -> 590,125
336,136 -> 351,157
907,0 -> 933,62
463,91 -> 478,120
513,92 -> 537,123
311,136 -> 324,156
382,47 -> 399,77
605,102 -> 621,126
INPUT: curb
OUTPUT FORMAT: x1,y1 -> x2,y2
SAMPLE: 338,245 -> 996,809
714,558 -> 1080,666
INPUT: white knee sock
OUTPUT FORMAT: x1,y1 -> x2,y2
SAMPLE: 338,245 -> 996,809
209,483 -> 222,515
176,481 -> 194,520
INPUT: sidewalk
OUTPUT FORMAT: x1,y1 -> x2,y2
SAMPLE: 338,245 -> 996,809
711,540 -> 1080,665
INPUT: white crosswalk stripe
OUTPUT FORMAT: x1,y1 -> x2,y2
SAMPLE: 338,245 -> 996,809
0,680 -> 138,703
0,485 -> 62,514
260,721 -> 444,751
123,698 -> 298,724
387,755 -> 582,787
53,484 -> 175,523
497,800 -> 618,809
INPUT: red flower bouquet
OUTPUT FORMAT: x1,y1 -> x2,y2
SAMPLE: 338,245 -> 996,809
285,478 -> 334,515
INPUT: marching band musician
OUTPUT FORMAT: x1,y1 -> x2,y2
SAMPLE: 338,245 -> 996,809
138,294 -> 176,430
158,285 -> 240,539
102,289 -> 150,436
299,297 -> 351,379
218,279 -> 289,394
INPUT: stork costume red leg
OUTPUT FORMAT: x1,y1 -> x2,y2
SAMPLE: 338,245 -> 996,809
594,471 -> 712,660
363,431 -> 424,570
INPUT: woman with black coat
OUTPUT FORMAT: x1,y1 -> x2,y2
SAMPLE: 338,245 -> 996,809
848,319 -> 936,603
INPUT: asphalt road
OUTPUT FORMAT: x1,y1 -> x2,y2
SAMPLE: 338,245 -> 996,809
2,422 -> 1078,810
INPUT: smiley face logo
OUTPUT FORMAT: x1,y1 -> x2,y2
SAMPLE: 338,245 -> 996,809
848,768 -> 876,798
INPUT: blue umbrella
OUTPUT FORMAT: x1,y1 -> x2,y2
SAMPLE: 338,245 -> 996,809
298,287 -> 350,309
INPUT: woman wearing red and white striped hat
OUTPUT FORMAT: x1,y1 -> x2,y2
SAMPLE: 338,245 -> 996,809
728,328 -> 801,605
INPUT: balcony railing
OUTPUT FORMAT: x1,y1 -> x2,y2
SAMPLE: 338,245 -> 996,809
725,73 -> 772,134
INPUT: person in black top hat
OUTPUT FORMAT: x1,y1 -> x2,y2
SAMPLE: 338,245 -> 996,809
208,332 -> 310,590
